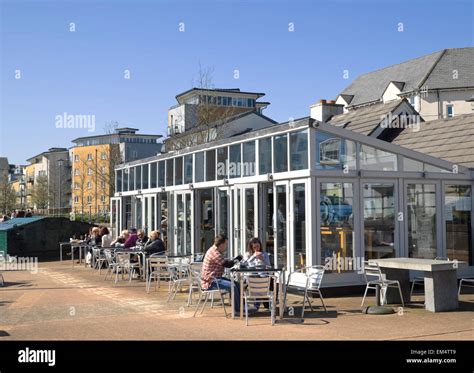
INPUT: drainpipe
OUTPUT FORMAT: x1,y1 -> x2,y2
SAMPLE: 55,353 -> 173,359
437,89 -> 441,119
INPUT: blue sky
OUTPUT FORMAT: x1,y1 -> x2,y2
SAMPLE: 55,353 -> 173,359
1,0 -> 473,164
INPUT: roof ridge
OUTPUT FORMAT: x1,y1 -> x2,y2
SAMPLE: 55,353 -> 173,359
417,49 -> 447,89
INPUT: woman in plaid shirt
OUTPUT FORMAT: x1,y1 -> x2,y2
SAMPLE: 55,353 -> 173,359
201,235 -> 242,312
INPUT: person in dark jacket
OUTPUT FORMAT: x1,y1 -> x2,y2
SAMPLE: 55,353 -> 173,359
143,230 -> 166,256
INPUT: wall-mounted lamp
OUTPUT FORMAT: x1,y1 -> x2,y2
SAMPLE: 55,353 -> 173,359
189,183 -> 194,190
267,173 -> 273,181
161,187 -> 166,193
223,178 -> 229,185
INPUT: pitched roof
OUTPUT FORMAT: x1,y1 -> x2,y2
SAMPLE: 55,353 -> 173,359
325,99 -> 407,135
392,113 -> 474,168
339,47 -> 474,107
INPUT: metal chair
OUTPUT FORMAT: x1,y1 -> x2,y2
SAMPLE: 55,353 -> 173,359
458,278 -> 474,295
146,256 -> 171,293
410,257 -> 449,297
187,263 -> 203,306
167,262 -> 192,302
244,274 -> 276,326
114,252 -> 140,284
283,265 -> 327,321
103,249 -> 119,281
193,276 -> 228,317
361,261 -> 404,307
92,248 -> 106,274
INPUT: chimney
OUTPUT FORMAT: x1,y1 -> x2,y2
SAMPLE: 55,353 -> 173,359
310,99 -> 344,122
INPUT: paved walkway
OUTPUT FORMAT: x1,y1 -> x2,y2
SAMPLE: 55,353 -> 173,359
0,261 -> 473,340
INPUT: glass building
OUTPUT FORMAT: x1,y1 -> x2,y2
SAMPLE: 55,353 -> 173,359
112,117 -> 474,286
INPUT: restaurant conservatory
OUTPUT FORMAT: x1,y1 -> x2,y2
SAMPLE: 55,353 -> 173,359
112,118 -> 474,287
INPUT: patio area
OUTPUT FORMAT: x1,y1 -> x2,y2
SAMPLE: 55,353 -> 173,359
0,261 -> 473,340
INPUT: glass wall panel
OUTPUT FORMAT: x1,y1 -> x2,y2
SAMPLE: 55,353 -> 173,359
290,130 -> 308,171
159,192 -> 168,249
176,194 -> 184,255
320,182 -> 354,272
142,164 -> 149,189
123,169 -> 129,192
136,196 -> 143,230
316,132 -> 356,170
124,196 -> 132,229
245,188 -> 256,247
129,167 -> 135,191
242,141 -> 256,176
185,193 -> 192,255
166,159 -> 174,186
217,189 -> 229,241
445,185 -> 472,264
259,137 -> 272,175
404,158 -> 423,172
150,163 -> 157,188
206,150 -> 216,181
158,161 -> 165,187
184,155 -> 193,184
175,157 -> 183,185
198,188 -> 215,253
275,185 -> 287,268
217,147 -> 228,180
273,134 -> 288,173
116,170 -> 123,192
195,152 -> 205,183
136,166 -> 142,190
360,145 -> 397,171
293,183 -> 306,269
262,183 -> 274,263
407,184 -> 437,258
363,183 -> 395,259
229,144 -> 241,178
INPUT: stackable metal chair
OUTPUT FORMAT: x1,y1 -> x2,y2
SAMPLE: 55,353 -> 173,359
146,255 -> 171,293
103,249 -> 119,281
458,278 -> 474,295
114,252 -> 141,284
244,274 -> 276,326
193,276 -> 228,317
283,265 -> 327,321
361,261 -> 404,307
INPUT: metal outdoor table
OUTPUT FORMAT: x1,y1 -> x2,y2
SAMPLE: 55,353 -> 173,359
371,258 -> 466,312
71,242 -> 87,267
59,242 -> 71,263
230,267 -> 285,320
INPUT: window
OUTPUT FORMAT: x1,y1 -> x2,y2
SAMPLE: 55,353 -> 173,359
87,153 -> 93,161
142,164 -> 149,189
229,144 -> 241,178
242,141 -> 256,176
150,162 -> 157,188
407,184 -> 437,259
403,158 -> 424,172
129,167 -> 135,190
87,181 -> 92,189
74,196 -> 79,204
158,161 -> 165,187
359,145 -> 397,171
290,130 -> 308,171
136,166 -> 142,190
101,181 -> 106,189
217,147 -> 228,180
123,169 -> 129,191
184,155 -> 193,184
259,137 -> 272,174
273,134 -> 288,173
446,105 -> 454,118
101,152 -> 107,160
206,149 -> 216,181
87,196 -> 93,204
101,167 -> 106,175
195,152 -> 205,182
316,132 -> 356,170
74,154 -> 79,162
445,185 -> 472,264
132,150 -> 138,159
100,195 -> 106,203
166,159 -> 174,186
75,168 -> 80,176
88,168 -> 93,175
74,183 -> 79,190
175,157 -> 183,185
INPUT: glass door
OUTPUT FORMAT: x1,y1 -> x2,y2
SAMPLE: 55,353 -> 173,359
232,184 -> 258,258
110,197 -> 122,239
274,181 -> 289,269
134,195 -> 143,231
173,191 -> 193,256
143,194 -> 157,235
290,180 -> 309,270
217,187 -> 230,256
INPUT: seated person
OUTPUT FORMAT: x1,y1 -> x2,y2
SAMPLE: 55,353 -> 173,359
124,228 -> 138,248
201,235 -> 242,312
241,237 -> 271,267
136,229 -> 149,246
111,230 -> 130,247
143,230 -> 166,256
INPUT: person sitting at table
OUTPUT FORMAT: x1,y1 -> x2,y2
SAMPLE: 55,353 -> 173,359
100,226 -> 112,247
111,230 -> 130,247
241,237 -> 271,267
201,235 -> 242,312
136,229 -> 149,247
124,228 -> 138,248
143,230 -> 166,256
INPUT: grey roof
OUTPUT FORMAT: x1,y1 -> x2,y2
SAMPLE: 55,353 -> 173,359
392,113 -> 474,168
326,99 -> 408,135
339,48 -> 474,107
